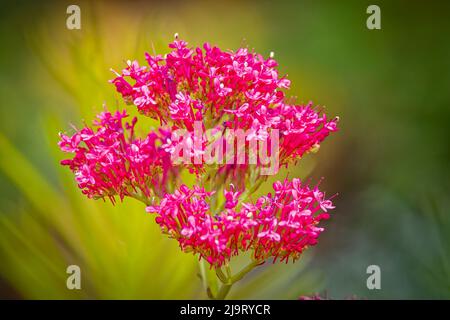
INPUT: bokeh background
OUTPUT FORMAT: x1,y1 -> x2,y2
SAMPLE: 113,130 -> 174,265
0,0 -> 449,299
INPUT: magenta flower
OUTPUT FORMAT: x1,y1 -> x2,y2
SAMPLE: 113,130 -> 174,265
111,37 -> 338,173
59,36 -> 339,299
146,178 -> 334,268
59,109 -> 175,202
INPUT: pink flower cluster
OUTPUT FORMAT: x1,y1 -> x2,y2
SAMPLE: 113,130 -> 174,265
59,109 -> 174,202
59,37 -> 339,269
111,38 -> 338,168
146,178 -> 334,267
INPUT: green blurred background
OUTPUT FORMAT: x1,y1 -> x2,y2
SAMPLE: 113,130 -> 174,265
0,0 -> 449,299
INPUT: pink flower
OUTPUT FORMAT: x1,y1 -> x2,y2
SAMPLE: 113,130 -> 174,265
110,38 -> 338,175
224,184 -> 241,209
60,37 -> 340,273
59,108 -> 175,202
147,178 -> 335,267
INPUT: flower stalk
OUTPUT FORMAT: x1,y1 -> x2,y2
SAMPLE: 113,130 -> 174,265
212,259 -> 263,300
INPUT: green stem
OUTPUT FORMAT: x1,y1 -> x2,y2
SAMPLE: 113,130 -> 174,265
230,259 -> 261,283
130,191 -> 152,206
200,260 -> 218,299
239,175 -> 267,204
215,267 -> 228,283
213,259 -> 262,300
199,259 -> 208,291
215,284 -> 233,300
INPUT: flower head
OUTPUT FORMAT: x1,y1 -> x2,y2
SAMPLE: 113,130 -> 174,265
111,38 -> 338,174
146,178 -> 335,267
59,109 -> 174,203
60,37 -> 339,273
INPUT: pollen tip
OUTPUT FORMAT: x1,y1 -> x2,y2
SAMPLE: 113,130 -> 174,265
269,51 -> 275,58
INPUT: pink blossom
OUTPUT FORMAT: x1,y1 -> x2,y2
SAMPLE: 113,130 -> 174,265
59,108 -> 175,202
111,38 -> 338,173
60,38 -> 340,272
146,178 -> 335,267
